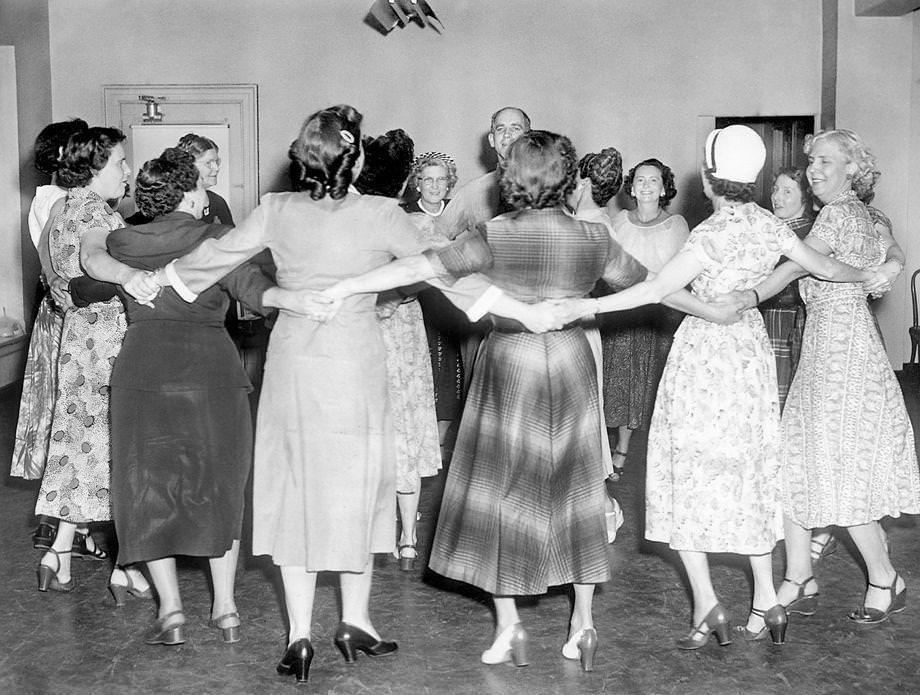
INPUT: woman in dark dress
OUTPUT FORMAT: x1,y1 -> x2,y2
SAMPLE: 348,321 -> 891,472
108,148 -> 276,645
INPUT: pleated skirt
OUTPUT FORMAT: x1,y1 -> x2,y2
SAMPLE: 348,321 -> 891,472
429,326 -> 610,595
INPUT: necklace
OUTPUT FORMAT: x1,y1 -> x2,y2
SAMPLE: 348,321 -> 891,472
633,208 -> 664,226
420,200 -> 445,217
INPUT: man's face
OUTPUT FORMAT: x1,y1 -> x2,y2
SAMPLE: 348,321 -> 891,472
488,109 -> 528,163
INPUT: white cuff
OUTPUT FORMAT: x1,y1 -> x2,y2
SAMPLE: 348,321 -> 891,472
465,285 -> 503,322
164,260 -> 198,302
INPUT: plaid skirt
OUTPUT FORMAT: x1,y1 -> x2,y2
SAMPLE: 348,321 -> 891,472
429,326 -> 610,595
761,305 -> 805,413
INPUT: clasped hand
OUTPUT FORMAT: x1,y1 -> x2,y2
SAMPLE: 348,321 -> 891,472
862,264 -> 898,298
123,270 -> 161,307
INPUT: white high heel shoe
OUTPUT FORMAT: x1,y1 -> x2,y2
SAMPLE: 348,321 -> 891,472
480,623 -> 529,666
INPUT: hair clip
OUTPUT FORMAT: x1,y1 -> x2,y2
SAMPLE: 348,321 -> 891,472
340,130 -> 355,144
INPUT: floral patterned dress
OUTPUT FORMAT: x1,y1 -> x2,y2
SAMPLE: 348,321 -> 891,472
645,203 -> 796,554
782,190 -> 920,526
35,188 -> 127,523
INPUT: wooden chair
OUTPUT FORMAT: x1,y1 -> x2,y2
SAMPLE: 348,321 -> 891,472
910,269 -> 920,364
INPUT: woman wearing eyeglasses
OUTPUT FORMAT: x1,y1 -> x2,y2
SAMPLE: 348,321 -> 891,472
395,151 -> 465,568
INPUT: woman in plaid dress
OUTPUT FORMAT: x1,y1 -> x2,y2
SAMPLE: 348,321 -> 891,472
332,130 -> 733,670
758,167 -> 813,412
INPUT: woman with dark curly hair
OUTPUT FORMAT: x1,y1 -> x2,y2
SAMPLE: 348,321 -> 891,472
106,148 -> 277,646
12,119 -> 108,560
355,130 -> 443,571
151,105 -> 555,682
601,158 -> 689,483
35,126 -> 159,598
325,130 -> 735,670
560,125 -> 876,649
737,129 -> 919,626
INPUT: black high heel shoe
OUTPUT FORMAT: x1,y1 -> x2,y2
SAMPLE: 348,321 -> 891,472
848,574 -> 907,625
37,548 -> 74,593
277,638 -> 314,683
676,603 -> 731,650
735,604 -> 787,644
109,569 -> 155,607
781,576 -> 819,616
333,622 -> 398,663
72,530 -> 108,561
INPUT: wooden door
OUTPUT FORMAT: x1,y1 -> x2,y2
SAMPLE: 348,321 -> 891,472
103,84 -> 258,221
714,115 -> 815,210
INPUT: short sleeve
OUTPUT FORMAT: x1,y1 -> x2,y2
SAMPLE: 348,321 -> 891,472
771,217 -> 798,255
601,236 -> 648,291
428,225 -> 493,279
682,223 -> 721,271
808,204 -> 843,251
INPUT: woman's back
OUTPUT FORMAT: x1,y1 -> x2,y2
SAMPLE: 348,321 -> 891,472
686,203 -> 793,300
482,208 -> 610,301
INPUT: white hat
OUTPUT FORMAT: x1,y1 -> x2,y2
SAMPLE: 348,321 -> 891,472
704,125 -> 766,183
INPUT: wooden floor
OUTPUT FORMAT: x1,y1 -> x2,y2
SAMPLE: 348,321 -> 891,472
1,377 -> 919,695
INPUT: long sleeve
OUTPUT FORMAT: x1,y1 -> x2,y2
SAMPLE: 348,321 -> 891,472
217,260 -> 276,318
168,203 -> 271,300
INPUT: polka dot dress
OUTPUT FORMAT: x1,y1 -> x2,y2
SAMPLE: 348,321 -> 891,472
35,188 -> 126,523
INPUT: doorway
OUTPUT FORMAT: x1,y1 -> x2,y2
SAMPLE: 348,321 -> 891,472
714,115 -> 815,209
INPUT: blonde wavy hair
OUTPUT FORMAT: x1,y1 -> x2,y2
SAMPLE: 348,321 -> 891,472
804,129 -> 880,201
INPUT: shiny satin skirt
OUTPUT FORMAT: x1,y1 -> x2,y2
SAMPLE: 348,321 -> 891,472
110,386 -> 253,564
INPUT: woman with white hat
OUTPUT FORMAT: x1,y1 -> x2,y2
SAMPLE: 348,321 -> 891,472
559,125 -> 879,649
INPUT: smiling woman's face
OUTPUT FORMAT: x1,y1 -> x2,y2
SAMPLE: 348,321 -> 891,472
631,164 -> 664,206
806,139 -> 854,204
418,164 -> 450,206
196,148 -> 220,188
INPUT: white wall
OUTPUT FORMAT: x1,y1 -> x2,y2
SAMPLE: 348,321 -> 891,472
48,0 -> 822,214
836,1 -> 917,366
45,0 -> 918,364
0,46 -> 24,325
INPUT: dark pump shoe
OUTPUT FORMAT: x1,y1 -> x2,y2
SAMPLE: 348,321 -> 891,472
333,622 -> 398,663
277,638 -> 314,683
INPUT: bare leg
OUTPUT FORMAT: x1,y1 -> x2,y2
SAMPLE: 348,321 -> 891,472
340,559 -> 381,638
746,553 -> 779,632
849,521 -> 903,612
396,479 -> 421,556
280,566 -> 317,643
209,539 -> 240,620
110,562 -> 151,593
677,550 -> 718,624
776,515 -> 818,606
569,584 -> 595,636
42,519 -> 76,583
493,595 -> 520,635
146,557 -> 181,620
615,427 -> 632,459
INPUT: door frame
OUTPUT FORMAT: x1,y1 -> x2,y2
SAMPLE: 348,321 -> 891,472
103,83 -> 259,218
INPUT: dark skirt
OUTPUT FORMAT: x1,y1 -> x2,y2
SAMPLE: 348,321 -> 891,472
600,306 -> 677,430
417,287 -> 464,421
428,326 -> 610,595
111,386 -> 252,564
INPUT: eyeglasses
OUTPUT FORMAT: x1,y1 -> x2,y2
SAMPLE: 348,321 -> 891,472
421,176 -> 449,186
